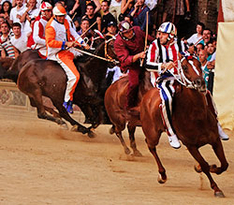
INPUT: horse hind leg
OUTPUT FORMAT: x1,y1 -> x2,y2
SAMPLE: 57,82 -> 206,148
127,123 -> 142,157
27,90 -> 67,126
116,131 -> 131,155
187,146 -> 225,197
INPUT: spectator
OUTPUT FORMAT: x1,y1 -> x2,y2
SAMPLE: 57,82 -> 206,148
0,1 -> 12,25
206,40 -> 215,61
83,3 -> 101,31
195,42 -> 204,56
10,22 -> 27,53
20,0 -> 40,36
162,0 -> 191,24
0,21 -> 16,58
101,0 -> 116,34
185,22 -> 205,46
78,0 -> 101,17
129,0 -> 150,32
9,0 -> 25,28
105,21 -> 117,37
119,0 -> 134,22
198,49 -> 209,88
199,28 -> 212,46
109,0 -> 121,23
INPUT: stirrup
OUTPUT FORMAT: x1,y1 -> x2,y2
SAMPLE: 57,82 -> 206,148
168,134 -> 181,149
217,123 -> 229,141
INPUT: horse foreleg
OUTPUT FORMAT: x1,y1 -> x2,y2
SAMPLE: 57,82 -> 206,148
127,123 -> 142,157
53,102 -> 95,138
187,146 -> 225,198
210,139 -> 229,175
146,140 -> 167,184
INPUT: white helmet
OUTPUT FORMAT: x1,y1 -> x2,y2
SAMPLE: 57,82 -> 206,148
158,22 -> 177,39
40,2 -> 52,11
53,5 -> 67,16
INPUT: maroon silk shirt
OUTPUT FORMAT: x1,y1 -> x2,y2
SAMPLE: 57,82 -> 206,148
114,26 -> 154,72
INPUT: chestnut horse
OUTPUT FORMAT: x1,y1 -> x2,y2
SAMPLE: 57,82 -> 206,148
140,56 -> 228,197
104,70 -> 153,156
6,37 -> 116,137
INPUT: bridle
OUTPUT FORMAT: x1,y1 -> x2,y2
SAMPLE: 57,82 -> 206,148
168,56 -> 205,91
104,36 -> 116,61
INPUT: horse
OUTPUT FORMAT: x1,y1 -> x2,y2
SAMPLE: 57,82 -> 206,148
140,56 -> 229,197
6,37 -> 117,136
104,69 -> 153,156
0,57 -> 15,80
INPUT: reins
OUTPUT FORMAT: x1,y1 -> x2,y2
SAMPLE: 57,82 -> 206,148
168,57 -> 196,89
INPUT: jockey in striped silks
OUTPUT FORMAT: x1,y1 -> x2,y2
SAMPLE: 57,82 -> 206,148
145,22 -> 181,149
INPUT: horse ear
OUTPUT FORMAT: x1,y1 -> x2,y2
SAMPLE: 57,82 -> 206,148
178,52 -> 183,60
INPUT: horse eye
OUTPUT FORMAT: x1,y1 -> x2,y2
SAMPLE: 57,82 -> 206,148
182,65 -> 188,71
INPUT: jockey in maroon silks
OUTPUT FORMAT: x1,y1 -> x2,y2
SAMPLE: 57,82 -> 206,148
114,21 -> 154,109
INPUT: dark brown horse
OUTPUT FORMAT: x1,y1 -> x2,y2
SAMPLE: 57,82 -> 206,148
104,70 -> 153,156
140,56 -> 228,197
6,37 -> 117,136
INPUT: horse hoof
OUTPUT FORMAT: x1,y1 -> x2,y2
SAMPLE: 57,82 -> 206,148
60,123 -> 68,130
157,174 -> 167,184
109,127 -> 115,135
71,125 -> 78,132
88,131 -> 96,138
215,191 -> 225,198
194,164 -> 202,173
133,150 -> 143,157
124,147 -> 131,155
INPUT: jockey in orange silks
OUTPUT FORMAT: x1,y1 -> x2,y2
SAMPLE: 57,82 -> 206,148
45,5 -> 89,114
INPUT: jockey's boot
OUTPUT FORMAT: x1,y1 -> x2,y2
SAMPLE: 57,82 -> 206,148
217,122 -> 229,140
63,101 -> 74,114
168,134 -> 181,149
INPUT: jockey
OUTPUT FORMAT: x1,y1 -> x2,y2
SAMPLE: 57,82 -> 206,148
45,5 -> 89,114
28,2 -> 53,58
145,22 -> 181,149
114,20 -> 154,109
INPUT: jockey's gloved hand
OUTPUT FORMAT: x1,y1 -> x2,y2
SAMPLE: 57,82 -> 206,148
65,41 -> 76,48
83,44 -> 90,50
162,61 -> 175,73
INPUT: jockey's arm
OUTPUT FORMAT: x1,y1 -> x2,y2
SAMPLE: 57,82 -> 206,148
46,26 -> 65,49
133,51 -> 146,63
33,21 -> 46,45
145,42 -> 164,73
69,25 -> 89,49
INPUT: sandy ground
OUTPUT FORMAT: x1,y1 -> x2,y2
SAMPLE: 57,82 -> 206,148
0,111 -> 234,205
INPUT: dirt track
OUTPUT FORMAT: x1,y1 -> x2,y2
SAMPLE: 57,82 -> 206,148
0,112 -> 234,205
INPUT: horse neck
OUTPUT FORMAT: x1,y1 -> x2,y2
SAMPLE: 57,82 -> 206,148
176,85 -> 207,113
84,41 -> 108,85
139,71 -> 153,94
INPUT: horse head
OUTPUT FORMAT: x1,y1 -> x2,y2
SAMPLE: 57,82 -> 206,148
179,54 -> 206,92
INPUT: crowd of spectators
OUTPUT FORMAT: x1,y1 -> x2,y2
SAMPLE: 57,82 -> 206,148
0,0 -> 218,93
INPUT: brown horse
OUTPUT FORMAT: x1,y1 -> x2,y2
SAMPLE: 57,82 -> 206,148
140,56 -> 228,197
6,37 -> 117,137
104,70 -> 153,156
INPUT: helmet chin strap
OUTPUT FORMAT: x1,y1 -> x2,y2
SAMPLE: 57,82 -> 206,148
120,30 -> 135,41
